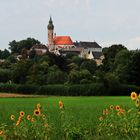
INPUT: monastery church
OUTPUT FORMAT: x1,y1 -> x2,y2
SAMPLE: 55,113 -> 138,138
31,17 -> 104,65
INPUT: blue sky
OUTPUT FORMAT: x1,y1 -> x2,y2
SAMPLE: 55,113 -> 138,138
0,0 -> 140,50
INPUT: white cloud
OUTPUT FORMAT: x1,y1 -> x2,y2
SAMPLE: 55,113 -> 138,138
101,37 -> 140,50
126,36 -> 140,50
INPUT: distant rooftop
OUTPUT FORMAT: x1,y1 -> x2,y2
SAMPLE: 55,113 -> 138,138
74,41 -> 102,49
32,45 -> 47,49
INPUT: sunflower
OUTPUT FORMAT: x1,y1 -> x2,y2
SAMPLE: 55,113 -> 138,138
117,112 -> 121,116
109,105 -> 114,110
10,115 -> 15,121
0,130 -> 4,135
16,120 -> 21,126
131,92 -> 137,100
127,109 -> 132,113
99,116 -> 103,121
115,105 -> 120,111
34,109 -> 40,116
103,109 -> 109,115
27,115 -> 31,121
42,114 -> 46,119
135,98 -> 140,107
45,123 -> 49,128
20,111 -> 25,117
37,103 -> 41,109
58,100 -> 63,109
31,118 -> 34,122
105,109 -> 109,115
18,116 -> 22,121
103,110 -> 106,115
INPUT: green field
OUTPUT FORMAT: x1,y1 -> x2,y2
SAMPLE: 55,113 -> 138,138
0,96 -> 132,122
0,96 -> 137,139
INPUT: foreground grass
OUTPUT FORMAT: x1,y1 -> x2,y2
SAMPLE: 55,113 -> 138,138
0,96 -> 136,139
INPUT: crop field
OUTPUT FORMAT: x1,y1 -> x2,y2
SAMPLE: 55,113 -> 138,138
0,95 -> 139,140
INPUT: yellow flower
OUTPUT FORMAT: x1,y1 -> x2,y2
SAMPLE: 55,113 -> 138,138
45,123 -> 49,128
135,98 -> 140,107
34,109 -> 40,116
139,93 -> 140,98
0,130 -> 4,135
131,92 -> 137,100
42,114 -> 46,119
58,100 -> 63,109
117,112 -> 121,116
103,110 -> 106,115
105,109 -> 109,115
115,105 -> 120,111
37,103 -> 41,109
10,115 -> 15,121
27,115 -> 31,121
109,105 -> 114,110
18,116 -> 22,121
127,109 -> 132,113
103,109 -> 109,115
20,111 -> 25,117
16,120 -> 21,126
119,108 -> 125,114
31,118 -> 35,122
99,116 -> 103,121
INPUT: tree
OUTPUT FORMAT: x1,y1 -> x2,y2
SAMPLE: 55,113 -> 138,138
47,65 -> 68,84
79,69 -> 93,84
68,70 -> 81,84
68,69 -> 93,84
0,49 -> 10,59
129,51 -> 140,85
27,61 -> 49,85
103,73 -> 120,95
0,68 -> 11,83
71,56 -> 84,67
9,38 -> 41,54
46,52 -> 68,71
67,62 -> 79,71
11,60 -> 33,84
114,50 -> 132,83
80,59 -> 97,74
102,44 -> 127,72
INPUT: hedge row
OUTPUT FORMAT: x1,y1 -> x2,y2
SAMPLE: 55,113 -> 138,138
0,83 -> 140,96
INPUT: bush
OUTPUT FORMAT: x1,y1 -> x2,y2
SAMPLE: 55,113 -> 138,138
68,83 -> 105,96
38,85 -> 68,96
0,83 -> 19,93
118,84 -> 140,96
17,85 -> 38,94
0,83 -> 140,96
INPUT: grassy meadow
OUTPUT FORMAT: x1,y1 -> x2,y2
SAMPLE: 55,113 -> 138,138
0,96 -> 138,140
0,96 -> 132,123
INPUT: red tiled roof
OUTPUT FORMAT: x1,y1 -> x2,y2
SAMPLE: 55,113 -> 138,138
54,36 -> 74,45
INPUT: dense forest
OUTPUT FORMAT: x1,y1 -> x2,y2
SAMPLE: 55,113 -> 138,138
0,38 -> 140,95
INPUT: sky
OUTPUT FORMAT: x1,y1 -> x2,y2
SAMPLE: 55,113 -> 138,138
0,0 -> 140,50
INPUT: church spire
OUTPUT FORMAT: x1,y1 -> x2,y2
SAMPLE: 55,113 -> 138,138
48,17 -> 54,49
47,17 -> 54,30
